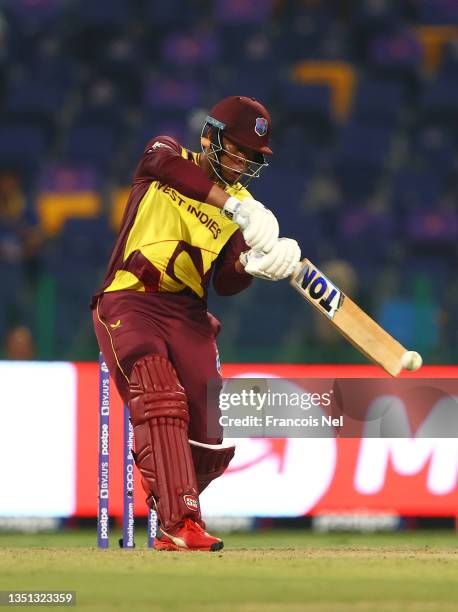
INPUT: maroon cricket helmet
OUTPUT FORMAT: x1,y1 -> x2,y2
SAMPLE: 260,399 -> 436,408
207,96 -> 273,155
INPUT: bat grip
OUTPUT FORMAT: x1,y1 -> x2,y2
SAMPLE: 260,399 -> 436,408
291,262 -> 303,278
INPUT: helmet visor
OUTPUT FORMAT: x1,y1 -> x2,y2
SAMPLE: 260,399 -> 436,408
201,121 -> 269,189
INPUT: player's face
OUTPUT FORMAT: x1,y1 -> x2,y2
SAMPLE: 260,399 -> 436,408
219,136 -> 257,184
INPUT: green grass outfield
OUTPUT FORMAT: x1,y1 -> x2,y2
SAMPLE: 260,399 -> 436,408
1,530 -> 457,611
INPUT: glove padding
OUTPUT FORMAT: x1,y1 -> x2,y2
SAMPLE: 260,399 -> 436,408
222,197 -> 279,253
240,238 -> 301,281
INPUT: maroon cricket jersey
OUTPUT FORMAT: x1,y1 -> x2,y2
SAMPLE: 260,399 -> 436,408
92,136 -> 253,312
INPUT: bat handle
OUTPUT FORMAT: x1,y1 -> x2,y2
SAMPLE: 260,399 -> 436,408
291,261 -> 303,278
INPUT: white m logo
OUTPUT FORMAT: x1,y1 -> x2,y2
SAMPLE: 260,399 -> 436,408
355,395 -> 458,495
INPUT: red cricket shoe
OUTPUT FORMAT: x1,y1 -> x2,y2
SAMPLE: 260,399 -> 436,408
155,519 -> 223,552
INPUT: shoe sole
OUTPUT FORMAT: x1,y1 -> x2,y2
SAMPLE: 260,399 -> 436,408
155,540 -> 224,552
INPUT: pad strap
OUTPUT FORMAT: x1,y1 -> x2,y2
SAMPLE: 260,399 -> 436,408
129,355 -> 200,533
189,440 -> 235,493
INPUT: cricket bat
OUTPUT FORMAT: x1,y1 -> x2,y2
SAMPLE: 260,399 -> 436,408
290,259 -> 421,377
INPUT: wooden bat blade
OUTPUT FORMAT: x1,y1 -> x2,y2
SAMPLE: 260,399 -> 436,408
290,259 -> 406,377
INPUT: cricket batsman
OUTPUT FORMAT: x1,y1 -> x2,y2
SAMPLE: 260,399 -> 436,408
92,96 -> 301,551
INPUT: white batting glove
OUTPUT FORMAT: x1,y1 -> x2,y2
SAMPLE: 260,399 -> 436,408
240,238 -> 301,281
222,196 -> 279,253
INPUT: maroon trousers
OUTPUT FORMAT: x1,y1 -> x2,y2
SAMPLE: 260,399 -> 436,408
92,290 -> 223,444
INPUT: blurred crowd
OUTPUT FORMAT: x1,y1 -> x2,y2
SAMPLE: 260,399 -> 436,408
0,0 -> 456,363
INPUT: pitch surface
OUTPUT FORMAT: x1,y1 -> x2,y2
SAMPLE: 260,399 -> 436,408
1,531 -> 457,611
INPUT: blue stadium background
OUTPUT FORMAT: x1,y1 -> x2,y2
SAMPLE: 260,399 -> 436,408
0,0 -> 456,363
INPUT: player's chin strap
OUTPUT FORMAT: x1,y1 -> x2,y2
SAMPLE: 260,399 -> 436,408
200,117 -> 268,189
